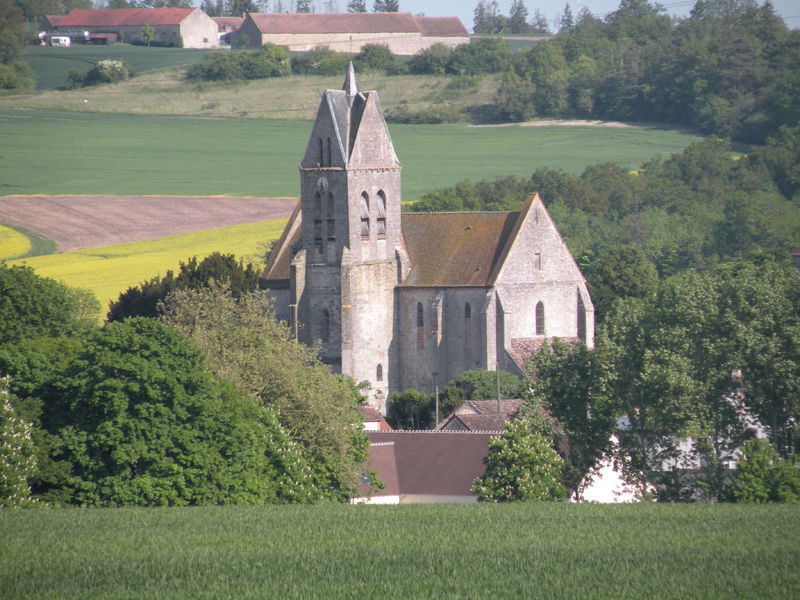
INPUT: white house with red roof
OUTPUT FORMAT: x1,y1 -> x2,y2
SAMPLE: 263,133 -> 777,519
53,8 -> 219,48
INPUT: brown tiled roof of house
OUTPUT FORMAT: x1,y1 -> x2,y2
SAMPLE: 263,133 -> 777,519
259,200 -> 301,287
401,212 -> 519,287
359,441 -> 400,498
212,16 -> 243,32
366,430 -> 499,497
57,8 -> 196,28
413,16 -> 469,37
248,12 -> 421,34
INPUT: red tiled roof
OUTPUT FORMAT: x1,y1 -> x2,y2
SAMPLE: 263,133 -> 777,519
366,430 -> 497,497
43,15 -> 65,27
57,8 -> 197,28
401,212 -> 519,287
413,16 -> 469,37
248,12 -> 422,34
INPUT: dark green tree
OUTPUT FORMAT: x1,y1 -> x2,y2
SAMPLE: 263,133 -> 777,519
346,0 -> 366,11
48,318 -> 319,506
508,0 -> 528,34
107,252 -> 259,321
372,0 -> 397,12
587,245 -> 658,321
447,369 -> 526,401
530,9 -> 550,34
559,3 -> 574,32
0,265 -> 99,345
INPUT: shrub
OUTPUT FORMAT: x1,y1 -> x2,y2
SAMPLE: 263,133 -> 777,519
385,103 -> 463,124
353,43 -> 397,72
186,44 -> 290,82
291,46 -> 350,75
0,61 -> 33,93
408,43 -> 452,75
83,59 -> 131,86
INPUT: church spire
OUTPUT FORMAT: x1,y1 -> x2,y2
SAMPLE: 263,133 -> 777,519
343,61 -> 358,106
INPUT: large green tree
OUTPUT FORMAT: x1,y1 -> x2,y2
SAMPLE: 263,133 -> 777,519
160,284 -> 370,500
46,318 -> 318,507
471,417 -> 567,501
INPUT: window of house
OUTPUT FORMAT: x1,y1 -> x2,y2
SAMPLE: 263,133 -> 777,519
322,309 -> 330,342
313,192 -> 323,253
577,291 -> 586,342
326,193 -> 335,242
465,303 -> 472,348
535,301 -> 545,336
376,364 -> 383,382
376,190 -> 387,239
360,192 -> 370,239
417,302 -> 424,348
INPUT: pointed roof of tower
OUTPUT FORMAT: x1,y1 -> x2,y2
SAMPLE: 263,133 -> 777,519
343,61 -> 358,106
300,65 -> 400,170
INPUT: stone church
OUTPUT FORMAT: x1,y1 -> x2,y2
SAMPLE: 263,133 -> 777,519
260,65 -> 594,413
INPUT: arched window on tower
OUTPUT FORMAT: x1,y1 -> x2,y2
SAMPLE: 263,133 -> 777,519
376,364 -> 383,382
465,303 -> 472,348
535,301 -> 545,336
376,190 -> 387,239
321,309 -> 330,342
360,192 -> 370,239
327,138 -> 333,167
313,192 -> 323,253
326,193 -> 335,243
318,138 -> 324,167
417,302 -> 424,348
577,291 -> 586,342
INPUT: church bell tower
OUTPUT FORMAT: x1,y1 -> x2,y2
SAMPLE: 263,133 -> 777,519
295,64 -> 403,410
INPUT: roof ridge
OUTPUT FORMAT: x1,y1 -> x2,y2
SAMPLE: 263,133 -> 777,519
368,429 -> 504,434
402,210 -> 518,215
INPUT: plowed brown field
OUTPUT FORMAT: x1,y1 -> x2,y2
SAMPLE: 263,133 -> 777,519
0,195 -> 296,252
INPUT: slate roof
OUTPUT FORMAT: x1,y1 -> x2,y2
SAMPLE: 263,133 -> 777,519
440,413 -> 510,432
248,12 -> 421,34
413,16 -> 469,37
57,8 -> 197,27
401,211 -> 519,287
259,200 -> 301,288
366,430 -> 500,497
456,398 -> 525,416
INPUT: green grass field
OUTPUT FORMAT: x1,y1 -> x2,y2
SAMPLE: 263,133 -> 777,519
0,109 -> 702,201
24,45 -> 213,90
10,219 -> 286,315
1,503 -> 798,599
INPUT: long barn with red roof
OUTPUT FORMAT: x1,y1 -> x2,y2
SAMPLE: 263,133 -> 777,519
235,12 -> 469,54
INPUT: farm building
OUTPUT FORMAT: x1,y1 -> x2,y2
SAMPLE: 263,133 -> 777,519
260,65 -> 595,413
52,8 -> 219,48
234,12 -> 469,54
212,16 -> 243,45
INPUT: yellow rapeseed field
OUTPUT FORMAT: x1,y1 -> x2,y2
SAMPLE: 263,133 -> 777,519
11,219 -> 287,316
0,225 -> 31,261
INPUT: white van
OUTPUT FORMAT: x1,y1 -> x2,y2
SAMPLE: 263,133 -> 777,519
50,36 -> 71,47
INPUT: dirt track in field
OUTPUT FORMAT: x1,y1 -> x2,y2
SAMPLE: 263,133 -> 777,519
0,195 -> 297,252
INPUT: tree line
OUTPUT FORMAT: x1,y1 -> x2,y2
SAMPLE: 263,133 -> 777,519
0,256 -> 372,508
